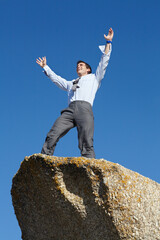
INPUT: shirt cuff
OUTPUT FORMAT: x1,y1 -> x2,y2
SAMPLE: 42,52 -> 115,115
43,65 -> 50,71
43,65 -> 50,75
99,45 -> 112,55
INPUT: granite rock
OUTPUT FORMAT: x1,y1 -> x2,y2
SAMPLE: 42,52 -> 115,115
11,154 -> 160,240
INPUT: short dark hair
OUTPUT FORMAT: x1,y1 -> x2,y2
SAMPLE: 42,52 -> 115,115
77,60 -> 92,74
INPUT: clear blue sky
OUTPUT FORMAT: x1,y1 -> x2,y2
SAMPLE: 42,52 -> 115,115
1,0 -> 160,239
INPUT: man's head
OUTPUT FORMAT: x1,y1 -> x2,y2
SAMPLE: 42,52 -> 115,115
77,60 -> 92,77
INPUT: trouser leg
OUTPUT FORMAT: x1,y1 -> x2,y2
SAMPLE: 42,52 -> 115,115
74,101 -> 95,158
41,108 -> 75,156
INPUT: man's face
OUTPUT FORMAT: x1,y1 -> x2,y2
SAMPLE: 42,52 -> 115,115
77,62 -> 90,77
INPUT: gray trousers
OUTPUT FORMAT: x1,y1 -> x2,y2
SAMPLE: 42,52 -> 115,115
41,101 -> 95,158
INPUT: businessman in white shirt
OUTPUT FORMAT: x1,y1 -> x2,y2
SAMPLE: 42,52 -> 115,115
36,27 -> 114,158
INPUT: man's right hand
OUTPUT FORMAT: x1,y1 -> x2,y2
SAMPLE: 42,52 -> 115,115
36,56 -> 47,68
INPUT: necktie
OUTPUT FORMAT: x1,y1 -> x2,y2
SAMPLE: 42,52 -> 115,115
72,78 -> 80,91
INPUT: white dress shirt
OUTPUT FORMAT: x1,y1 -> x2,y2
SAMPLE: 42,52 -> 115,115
43,45 -> 112,106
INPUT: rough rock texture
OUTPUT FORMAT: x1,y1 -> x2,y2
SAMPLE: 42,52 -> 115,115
11,154 -> 160,240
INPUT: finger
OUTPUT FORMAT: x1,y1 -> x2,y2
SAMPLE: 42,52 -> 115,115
39,57 -> 43,61
110,28 -> 113,33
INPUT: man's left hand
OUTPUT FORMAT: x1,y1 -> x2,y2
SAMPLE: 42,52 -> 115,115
104,28 -> 114,41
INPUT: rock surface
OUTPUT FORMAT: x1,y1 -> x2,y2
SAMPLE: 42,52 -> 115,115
11,154 -> 160,240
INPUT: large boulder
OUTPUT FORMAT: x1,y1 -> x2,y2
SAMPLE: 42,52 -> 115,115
11,154 -> 160,240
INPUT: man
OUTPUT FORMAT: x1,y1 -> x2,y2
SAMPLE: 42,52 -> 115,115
36,27 -> 114,158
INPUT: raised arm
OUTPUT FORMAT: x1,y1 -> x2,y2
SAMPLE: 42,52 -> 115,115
95,27 -> 114,84
36,56 -> 71,91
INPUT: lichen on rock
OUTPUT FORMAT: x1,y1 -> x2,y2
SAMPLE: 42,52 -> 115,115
11,154 -> 160,240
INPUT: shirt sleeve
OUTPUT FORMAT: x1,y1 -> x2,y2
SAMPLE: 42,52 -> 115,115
43,65 -> 72,91
95,44 -> 112,85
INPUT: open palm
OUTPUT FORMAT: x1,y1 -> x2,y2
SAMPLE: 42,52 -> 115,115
36,57 -> 47,68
